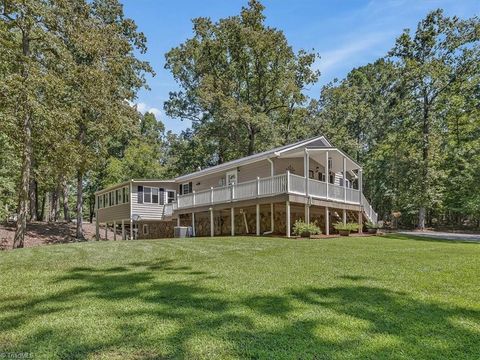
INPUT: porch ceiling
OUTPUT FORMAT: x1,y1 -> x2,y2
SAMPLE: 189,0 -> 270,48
278,147 -> 360,172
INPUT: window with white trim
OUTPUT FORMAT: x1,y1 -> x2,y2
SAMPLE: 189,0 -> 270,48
116,189 -> 121,204
144,187 -> 152,203
167,191 -> 175,204
182,183 -> 190,195
159,188 -> 165,205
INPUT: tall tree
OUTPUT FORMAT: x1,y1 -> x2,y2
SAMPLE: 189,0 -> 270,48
54,0 -> 152,238
0,0 -> 70,247
388,9 -> 480,229
164,0 -> 319,164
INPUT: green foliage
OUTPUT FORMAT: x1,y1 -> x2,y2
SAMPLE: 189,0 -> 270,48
314,10 -> 480,228
333,222 -> 360,232
365,221 -> 379,230
164,0 -> 319,165
292,220 -> 321,236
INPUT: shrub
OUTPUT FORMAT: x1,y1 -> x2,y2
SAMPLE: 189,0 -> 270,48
333,222 -> 359,232
365,221 -> 378,229
293,220 -> 321,236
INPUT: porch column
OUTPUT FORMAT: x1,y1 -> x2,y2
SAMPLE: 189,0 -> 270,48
343,156 -> 347,203
113,221 -> 117,241
210,208 -> 214,237
270,203 -> 274,232
192,212 -> 196,237
231,208 -> 235,236
358,210 -> 363,234
121,220 -> 125,240
256,203 -> 260,236
105,223 -> 108,240
343,209 -> 347,225
325,207 -> 330,236
325,150 -> 329,199
286,201 -> 291,237
305,204 -> 310,225
130,219 -> 133,240
95,211 -> 99,241
304,149 -> 309,196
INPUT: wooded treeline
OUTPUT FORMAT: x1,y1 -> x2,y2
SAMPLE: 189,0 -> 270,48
1,0 -> 479,248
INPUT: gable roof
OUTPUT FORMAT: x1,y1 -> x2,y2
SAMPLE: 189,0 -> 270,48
175,135 -> 331,182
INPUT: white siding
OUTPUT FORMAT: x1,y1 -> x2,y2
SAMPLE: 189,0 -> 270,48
131,181 -> 177,220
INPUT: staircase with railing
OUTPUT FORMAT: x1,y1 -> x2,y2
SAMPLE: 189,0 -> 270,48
164,172 -> 378,224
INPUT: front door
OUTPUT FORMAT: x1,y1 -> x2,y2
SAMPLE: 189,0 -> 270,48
226,170 -> 237,185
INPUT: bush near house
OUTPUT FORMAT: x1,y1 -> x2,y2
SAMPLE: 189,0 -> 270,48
333,222 -> 360,235
292,220 -> 322,237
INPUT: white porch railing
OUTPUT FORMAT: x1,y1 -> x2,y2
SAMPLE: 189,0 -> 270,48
164,203 -> 174,217
289,173 -> 306,194
174,172 -> 378,223
361,193 -> 378,223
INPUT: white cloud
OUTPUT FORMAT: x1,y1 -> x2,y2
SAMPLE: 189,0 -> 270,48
315,32 -> 389,74
131,101 -> 162,119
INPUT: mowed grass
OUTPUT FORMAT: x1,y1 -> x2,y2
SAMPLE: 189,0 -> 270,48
0,235 -> 479,359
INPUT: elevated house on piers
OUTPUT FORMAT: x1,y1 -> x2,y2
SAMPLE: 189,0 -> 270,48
95,136 -> 377,239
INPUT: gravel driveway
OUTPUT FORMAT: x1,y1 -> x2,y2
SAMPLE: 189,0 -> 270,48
397,231 -> 480,243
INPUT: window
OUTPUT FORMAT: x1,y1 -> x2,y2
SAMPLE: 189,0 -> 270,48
328,157 -> 333,170
109,192 -> 114,206
182,183 -> 190,195
226,170 -> 237,186
137,186 -> 143,204
329,172 -> 335,184
103,194 -> 107,207
152,188 -> 159,204
144,187 -> 152,203
125,186 -> 129,203
143,224 -> 149,235
309,170 -> 314,179
168,191 -> 175,204
159,188 -> 165,205
116,189 -> 121,204
318,172 -> 325,182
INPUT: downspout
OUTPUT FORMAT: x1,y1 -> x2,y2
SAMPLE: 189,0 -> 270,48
267,158 -> 274,177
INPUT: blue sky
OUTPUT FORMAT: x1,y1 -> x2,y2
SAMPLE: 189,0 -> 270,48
121,0 -> 480,133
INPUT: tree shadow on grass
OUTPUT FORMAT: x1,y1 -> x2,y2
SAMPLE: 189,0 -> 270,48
2,263 -> 480,359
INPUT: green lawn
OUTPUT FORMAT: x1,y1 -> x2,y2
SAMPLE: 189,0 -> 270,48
1,235 -> 479,359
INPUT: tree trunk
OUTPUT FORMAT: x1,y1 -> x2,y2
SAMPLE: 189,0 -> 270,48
29,177 -> 37,222
76,171 -> 84,239
89,195 -> 95,223
50,188 -> 59,222
40,192 -> 46,221
13,126 -> 31,248
13,31 -> 32,249
418,93 -> 430,230
247,127 -> 256,156
62,178 -> 70,222
418,207 -> 426,230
